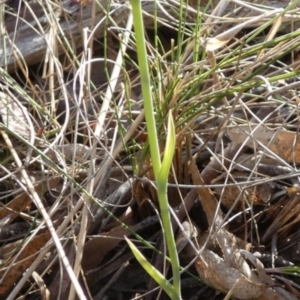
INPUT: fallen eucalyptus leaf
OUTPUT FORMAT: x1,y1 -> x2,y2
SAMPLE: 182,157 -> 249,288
227,125 -> 300,163
190,159 -> 268,297
196,250 -> 267,299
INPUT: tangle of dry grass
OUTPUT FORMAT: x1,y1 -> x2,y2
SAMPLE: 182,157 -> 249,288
1,0 -> 300,299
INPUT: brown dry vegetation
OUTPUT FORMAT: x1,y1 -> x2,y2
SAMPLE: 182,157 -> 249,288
1,0 -> 300,299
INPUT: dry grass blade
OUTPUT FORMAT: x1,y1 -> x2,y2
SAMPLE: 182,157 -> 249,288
203,9 -> 281,51
1,0 -> 300,298
30,271 -> 50,300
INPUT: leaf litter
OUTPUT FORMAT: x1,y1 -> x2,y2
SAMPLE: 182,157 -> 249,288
1,0 -> 300,299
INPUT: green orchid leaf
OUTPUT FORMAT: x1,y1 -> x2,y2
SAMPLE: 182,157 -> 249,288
125,237 -> 177,299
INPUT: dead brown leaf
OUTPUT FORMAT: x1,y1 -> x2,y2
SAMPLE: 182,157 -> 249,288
189,158 -> 222,227
0,222 -> 30,242
253,286 -> 299,300
82,221 -> 145,274
190,159 -> 268,298
0,231 -> 51,298
227,125 -> 300,163
195,250 -> 266,299
213,172 -> 273,210
0,176 -> 60,226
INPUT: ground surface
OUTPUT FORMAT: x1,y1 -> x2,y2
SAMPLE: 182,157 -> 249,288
1,1 -> 300,299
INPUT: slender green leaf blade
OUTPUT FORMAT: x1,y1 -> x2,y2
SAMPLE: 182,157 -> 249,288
125,237 -> 176,299
159,112 -> 176,182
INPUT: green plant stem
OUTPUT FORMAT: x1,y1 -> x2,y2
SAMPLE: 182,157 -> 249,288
157,113 -> 181,298
130,1 -> 161,179
130,1 -> 181,299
